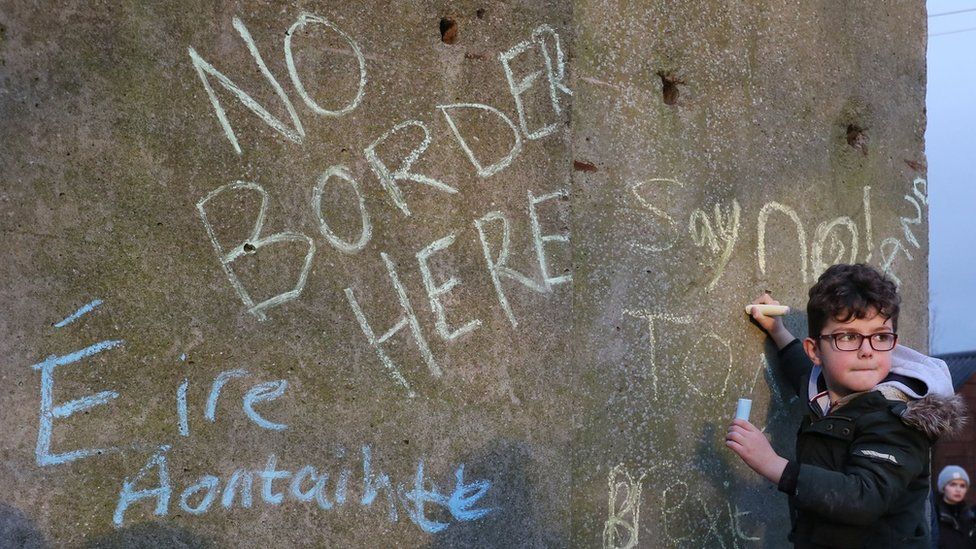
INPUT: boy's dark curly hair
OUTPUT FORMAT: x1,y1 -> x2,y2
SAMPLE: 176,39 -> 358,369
807,264 -> 901,338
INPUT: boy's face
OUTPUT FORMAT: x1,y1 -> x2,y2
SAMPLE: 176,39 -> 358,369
944,479 -> 969,504
803,308 -> 894,400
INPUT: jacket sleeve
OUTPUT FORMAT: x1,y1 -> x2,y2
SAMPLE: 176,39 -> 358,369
779,412 -> 930,525
777,338 -> 813,398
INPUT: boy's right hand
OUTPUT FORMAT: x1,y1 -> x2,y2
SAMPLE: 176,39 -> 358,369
750,292 -> 784,333
750,292 -> 794,349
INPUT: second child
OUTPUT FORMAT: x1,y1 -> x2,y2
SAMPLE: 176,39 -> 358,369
937,465 -> 976,549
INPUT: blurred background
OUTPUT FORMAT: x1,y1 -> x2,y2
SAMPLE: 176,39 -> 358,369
927,2 -> 976,354
927,0 -> 976,506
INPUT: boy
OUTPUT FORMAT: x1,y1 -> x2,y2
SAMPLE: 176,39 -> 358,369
936,465 -> 975,548
726,264 -> 966,547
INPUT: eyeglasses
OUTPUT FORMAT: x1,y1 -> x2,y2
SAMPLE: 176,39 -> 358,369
816,332 -> 898,352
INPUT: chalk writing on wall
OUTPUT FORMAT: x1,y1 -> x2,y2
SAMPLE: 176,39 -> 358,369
27,298 -> 494,532
189,14 -> 572,397
603,464 -> 645,549
630,176 -> 926,288
601,175 -> 928,546
630,179 -> 741,291
113,445 -> 491,533
880,178 -> 928,286
32,299 -> 122,467
603,463 -> 761,548
21,15 -> 583,534
197,182 -> 316,321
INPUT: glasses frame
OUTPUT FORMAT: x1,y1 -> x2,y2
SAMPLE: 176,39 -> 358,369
816,332 -> 899,352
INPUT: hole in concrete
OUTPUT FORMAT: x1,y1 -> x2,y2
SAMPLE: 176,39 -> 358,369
476,8 -> 486,18
440,17 -> 458,44
243,242 -> 256,252
846,124 -> 869,155
573,160 -> 598,172
658,71 -> 684,106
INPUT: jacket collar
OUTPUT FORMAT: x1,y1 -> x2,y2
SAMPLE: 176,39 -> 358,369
806,365 -> 968,438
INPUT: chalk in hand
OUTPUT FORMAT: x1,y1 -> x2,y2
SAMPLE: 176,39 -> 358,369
735,398 -> 752,421
745,304 -> 790,316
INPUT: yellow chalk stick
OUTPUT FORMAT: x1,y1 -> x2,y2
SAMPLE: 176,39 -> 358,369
745,304 -> 790,316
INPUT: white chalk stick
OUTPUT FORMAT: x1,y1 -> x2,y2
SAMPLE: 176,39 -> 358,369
745,304 -> 790,316
735,398 -> 752,421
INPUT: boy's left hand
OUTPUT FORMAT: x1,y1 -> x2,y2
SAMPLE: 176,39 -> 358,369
726,419 -> 789,484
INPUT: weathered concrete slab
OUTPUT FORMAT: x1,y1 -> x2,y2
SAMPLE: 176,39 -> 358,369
571,1 -> 928,546
0,1 -> 927,547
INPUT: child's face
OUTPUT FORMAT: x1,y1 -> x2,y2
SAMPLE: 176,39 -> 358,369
803,308 -> 894,400
944,479 -> 969,504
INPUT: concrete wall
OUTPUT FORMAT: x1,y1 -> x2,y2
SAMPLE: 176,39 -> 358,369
0,1 -> 927,547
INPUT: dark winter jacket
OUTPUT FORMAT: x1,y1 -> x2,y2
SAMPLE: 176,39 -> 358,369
775,340 -> 967,549
937,497 -> 976,549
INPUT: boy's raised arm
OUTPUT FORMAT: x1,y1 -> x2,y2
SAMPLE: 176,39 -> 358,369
749,293 -> 811,397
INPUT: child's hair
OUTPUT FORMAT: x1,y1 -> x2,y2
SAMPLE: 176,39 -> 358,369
807,264 -> 901,338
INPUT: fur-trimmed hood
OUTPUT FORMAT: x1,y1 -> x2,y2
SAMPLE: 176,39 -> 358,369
879,345 -> 967,439
899,392 -> 969,440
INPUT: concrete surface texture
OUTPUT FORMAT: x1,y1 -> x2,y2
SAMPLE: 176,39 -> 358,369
0,1 -> 927,547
